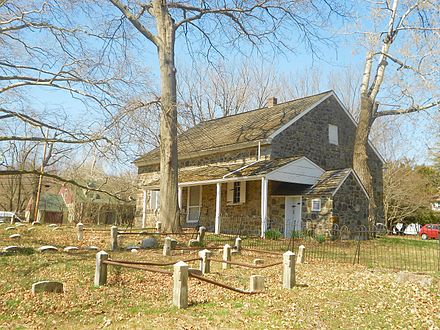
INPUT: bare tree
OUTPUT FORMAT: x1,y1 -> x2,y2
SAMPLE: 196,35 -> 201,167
353,0 -> 439,222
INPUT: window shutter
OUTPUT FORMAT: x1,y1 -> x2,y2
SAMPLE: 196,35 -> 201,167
328,124 -> 339,145
239,181 -> 246,204
226,182 -> 234,204
149,191 -> 156,209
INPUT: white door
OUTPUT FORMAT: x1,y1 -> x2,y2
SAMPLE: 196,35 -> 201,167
187,186 -> 202,223
284,196 -> 302,238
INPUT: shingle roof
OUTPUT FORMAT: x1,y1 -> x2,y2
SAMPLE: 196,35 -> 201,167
136,91 -> 332,164
306,169 -> 352,195
144,156 -> 301,186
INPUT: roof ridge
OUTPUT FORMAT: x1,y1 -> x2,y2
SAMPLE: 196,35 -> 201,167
192,90 -> 333,126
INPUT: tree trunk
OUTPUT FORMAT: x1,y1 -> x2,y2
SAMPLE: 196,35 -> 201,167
154,1 -> 180,233
353,95 -> 377,225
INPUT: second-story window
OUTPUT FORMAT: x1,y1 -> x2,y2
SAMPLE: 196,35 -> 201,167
328,124 -> 339,145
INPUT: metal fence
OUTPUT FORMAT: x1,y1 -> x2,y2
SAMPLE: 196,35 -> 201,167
205,224 -> 440,273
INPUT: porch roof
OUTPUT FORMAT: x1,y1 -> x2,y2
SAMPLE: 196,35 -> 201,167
145,156 -> 304,187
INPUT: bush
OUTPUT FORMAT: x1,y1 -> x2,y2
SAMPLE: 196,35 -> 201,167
265,229 -> 282,240
315,234 -> 326,243
405,207 -> 440,225
290,231 -> 304,239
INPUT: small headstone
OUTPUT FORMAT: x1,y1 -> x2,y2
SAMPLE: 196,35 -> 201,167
32,281 -> 64,294
138,231 -> 148,235
253,259 -> 264,265
48,224 -> 58,228
27,227 -> 35,232
38,245 -> 58,253
249,275 -> 265,292
15,223 -> 26,227
3,246 -> 21,253
396,271 -> 433,288
32,221 -> 42,226
5,227 -> 16,231
9,234 -> 21,239
0,219 -> 4,224
188,239 -> 199,247
140,237 -> 157,249
52,227 -> 62,231
85,246 -> 99,251
131,249 -> 139,253
63,246 -> 79,252
126,245 -> 140,250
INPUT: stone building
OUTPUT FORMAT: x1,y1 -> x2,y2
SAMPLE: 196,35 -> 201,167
134,91 -> 383,237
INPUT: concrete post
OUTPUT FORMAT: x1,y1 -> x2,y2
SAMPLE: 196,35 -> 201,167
197,226 -> 206,243
297,245 -> 305,264
156,221 -> 162,233
198,249 -> 211,274
163,237 -> 172,256
110,226 -> 118,251
76,222 -> 84,241
94,251 -> 109,287
249,275 -> 265,292
222,244 -> 231,270
234,237 -> 242,253
283,251 -> 296,289
10,215 -> 15,224
173,261 -> 188,309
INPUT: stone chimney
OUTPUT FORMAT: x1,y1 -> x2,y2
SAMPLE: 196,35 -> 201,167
267,97 -> 277,108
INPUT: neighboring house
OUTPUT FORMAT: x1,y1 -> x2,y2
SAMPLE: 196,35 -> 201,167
431,195 -> 440,212
26,193 -> 67,224
59,183 -> 135,225
134,91 -> 384,237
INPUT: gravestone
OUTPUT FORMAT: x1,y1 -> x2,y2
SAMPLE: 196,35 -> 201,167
32,281 -> 64,294
250,275 -> 265,292
48,224 -> 58,228
9,234 -> 21,239
85,246 -> 99,251
15,223 -> 26,227
32,221 -> 42,226
38,246 -> 58,253
27,227 -> 35,232
52,227 -> 62,231
63,246 -> 79,252
3,246 -> 21,253
141,237 -> 157,249
5,227 -> 16,231
253,259 -> 264,265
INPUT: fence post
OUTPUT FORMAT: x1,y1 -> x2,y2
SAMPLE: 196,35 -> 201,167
197,226 -> 206,243
94,251 -> 109,287
296,245 -> 305,264
283,251 -> 296,289
173,261 -> 188,309
156,221 -> 162,233
249,275 -> 265,293
198,249 -> 211,274
222,244 -> 231,270
110,226 -> 118,251
163,237 -> 172,256
76,222 -> 84,241
234,237 -> 242,253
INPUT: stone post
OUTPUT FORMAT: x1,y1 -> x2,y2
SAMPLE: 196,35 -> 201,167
249,275 -> 265,292
222,244 -> 231,270
197,226 -> 206,243
163,237 -> 172,256
94,251 -> 109,287
156,221 -> 162,233
173,261 -> 188,309
297,245 -> 305,264
283,251 -> 296,289
198,249 -> 211,274
234,237 -> 242,253
10,214 -> 15,224
110,226 -> 118,251
76,222 -> 84,241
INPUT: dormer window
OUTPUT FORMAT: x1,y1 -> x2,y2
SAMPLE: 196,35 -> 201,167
328,124 -> 339,145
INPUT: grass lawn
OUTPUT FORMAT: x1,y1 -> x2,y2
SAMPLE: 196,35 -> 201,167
0,224 -> 439,329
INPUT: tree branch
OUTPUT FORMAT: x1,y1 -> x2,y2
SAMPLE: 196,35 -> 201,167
375,100 -> 440,118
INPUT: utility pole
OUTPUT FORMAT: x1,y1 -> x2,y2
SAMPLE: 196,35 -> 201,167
33,129 -> 49,223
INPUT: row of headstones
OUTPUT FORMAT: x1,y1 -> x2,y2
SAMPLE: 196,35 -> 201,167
2,245 -> 99,253
93,245 -> 303,309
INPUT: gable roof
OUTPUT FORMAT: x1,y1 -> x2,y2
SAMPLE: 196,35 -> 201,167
135,91 -> 333,165
307,168 -> 369,198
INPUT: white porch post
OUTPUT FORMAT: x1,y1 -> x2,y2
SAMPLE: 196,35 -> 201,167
178,187 -> 183,210
261,177 -> 268,238
142,189 -> 147,228
215,183 -> 222,234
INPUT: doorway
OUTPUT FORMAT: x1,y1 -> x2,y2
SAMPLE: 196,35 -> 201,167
284,196 -> 302,238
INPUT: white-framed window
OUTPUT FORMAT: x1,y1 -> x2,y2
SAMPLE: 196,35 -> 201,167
150,190 -> 160,210
227,181 -> 246,205
187,186 -> 202,223
311,198 -> 321,212
328,124 -> 339,145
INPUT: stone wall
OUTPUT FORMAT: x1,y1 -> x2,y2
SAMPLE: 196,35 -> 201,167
270,95 -> 384,221
332,173 -> 369,230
